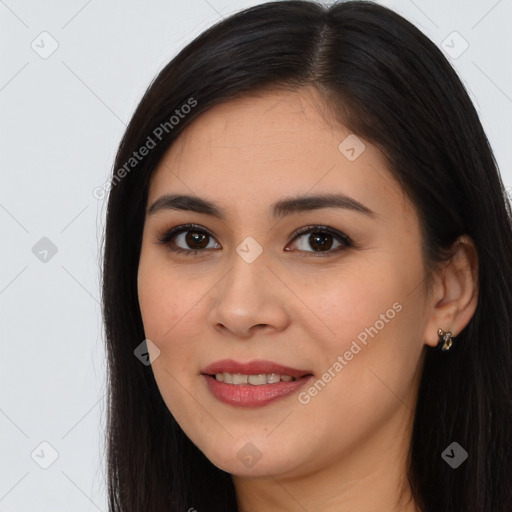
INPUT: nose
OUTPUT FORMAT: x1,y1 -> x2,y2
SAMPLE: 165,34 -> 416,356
208,251 -> 290,339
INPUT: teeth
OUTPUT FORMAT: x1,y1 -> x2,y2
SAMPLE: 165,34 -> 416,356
213,372 -> 297,385
232,373 -> 248,385
248,374 -> 267,385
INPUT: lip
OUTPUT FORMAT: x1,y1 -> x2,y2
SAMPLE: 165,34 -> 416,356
201,359 -> 314,408
201,359 -> 313,379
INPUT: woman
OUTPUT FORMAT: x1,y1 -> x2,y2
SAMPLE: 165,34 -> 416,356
101,1 -> 512,511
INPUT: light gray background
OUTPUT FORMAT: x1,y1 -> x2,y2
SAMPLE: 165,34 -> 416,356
1,0 -> 511,510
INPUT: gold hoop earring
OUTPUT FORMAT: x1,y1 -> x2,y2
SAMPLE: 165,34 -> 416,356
437,329 -> 454,351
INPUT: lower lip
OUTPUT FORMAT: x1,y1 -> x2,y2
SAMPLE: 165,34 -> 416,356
203,374 -> 313,408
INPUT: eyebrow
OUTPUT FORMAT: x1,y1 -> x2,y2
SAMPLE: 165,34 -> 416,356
147,193 -> 376,219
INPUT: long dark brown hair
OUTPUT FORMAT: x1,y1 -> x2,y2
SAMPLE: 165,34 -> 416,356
101,1 -> 512,510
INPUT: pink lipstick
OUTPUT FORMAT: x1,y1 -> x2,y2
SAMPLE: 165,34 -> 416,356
201,359 -> 314,408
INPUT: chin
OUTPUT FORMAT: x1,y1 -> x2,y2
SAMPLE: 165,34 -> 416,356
197,438 -> 301,478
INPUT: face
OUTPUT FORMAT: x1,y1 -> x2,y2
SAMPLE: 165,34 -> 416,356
137,86 -> 431,480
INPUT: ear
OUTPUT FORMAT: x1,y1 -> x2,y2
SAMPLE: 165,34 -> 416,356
423,235 -> 479,348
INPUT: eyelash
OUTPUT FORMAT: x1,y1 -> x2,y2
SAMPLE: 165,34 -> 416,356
156,223 -> 353,258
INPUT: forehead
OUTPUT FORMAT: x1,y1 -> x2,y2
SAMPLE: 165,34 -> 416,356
147,86 -> 406,220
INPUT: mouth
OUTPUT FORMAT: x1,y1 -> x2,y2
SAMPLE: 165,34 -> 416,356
200,359 -> 314,407
209,372 -> 305,384
201,358 -> 313,381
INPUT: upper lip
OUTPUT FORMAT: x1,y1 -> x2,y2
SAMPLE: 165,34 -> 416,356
201,359 -> 314,379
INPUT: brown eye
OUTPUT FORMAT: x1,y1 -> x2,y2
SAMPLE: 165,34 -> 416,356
184,231 -> 210,249
286,225 -> 352,256
157,224 -> 221,255
157,223 -> 352,257
307,233 -> 335,251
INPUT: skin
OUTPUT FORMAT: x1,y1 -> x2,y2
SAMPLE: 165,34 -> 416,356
137,86 -> 479,512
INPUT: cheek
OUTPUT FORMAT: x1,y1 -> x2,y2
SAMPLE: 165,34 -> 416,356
137,261 -> 206,413
299,256 -> 424,404
138,253 -> 200,342
137,260 -> 206,420
300,260 -> 404,353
